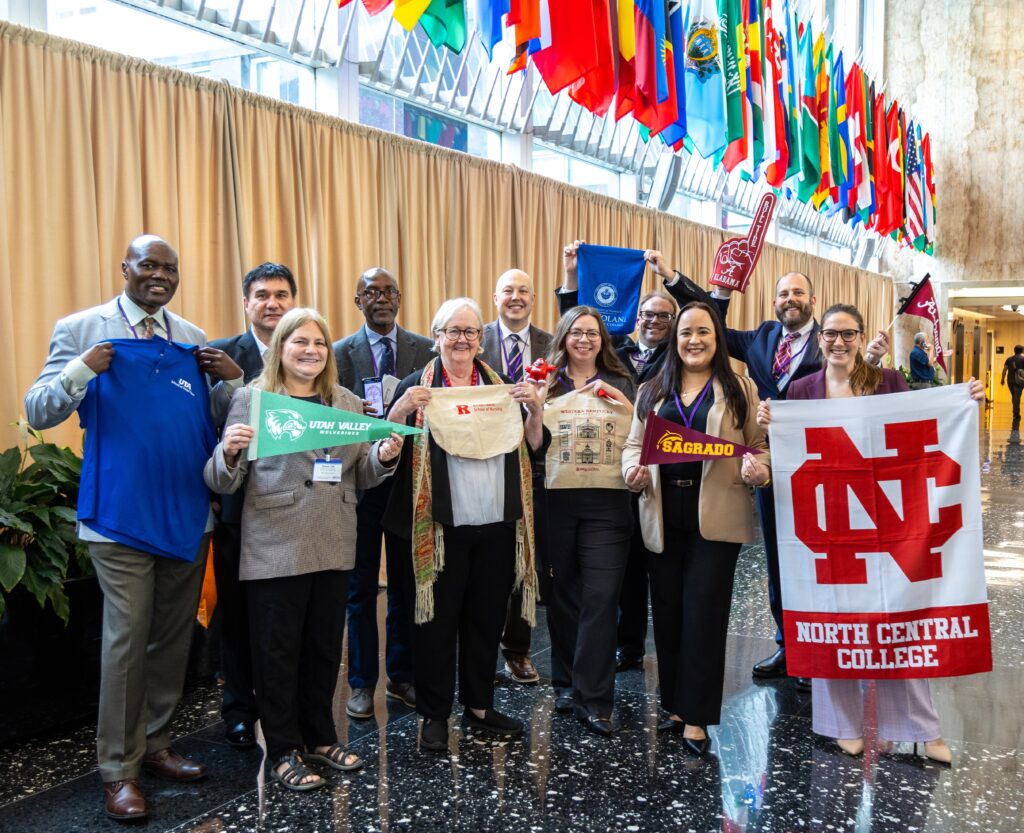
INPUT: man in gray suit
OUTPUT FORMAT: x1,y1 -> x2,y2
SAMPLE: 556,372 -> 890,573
333,267 -> 434,720
208,262 -> 297,751
24,235 -> 243,822
481,268 -> 553,685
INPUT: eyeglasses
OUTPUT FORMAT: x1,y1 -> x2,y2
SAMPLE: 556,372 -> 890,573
360,287 -> 400,301
820,329 -> 862,343
638,311 -> 674,322
439,327 -> 481,342
568,329 -> 601,341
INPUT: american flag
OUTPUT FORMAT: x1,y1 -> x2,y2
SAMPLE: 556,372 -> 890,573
904,120 -> 925,243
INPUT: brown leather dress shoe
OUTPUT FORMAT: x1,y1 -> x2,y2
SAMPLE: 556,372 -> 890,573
141,747 -> 208,781
104,779 -> 147,821
504,654 -> 540,684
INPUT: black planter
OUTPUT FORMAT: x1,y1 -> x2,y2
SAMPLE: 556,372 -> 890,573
0,575 -> 104,745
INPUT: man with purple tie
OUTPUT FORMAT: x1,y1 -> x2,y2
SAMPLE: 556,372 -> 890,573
481,269 -> 553,684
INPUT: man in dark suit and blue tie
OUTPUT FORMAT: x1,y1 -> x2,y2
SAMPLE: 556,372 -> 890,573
208,262 -> 297,750
481,268 -> 554,685
333,267 -> 434,720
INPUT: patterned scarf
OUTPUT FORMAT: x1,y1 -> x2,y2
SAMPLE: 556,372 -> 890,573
410,358 -> 537,626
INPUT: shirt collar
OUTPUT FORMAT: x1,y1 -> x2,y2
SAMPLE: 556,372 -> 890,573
784,319 -> 815,341
364,323 -> 398,345
250,326 -> 270,357
498,320 -> 531,345
119,291 -> 160,326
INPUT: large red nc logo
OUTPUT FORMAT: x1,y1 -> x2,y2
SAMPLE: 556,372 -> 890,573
790,419 -> 962,584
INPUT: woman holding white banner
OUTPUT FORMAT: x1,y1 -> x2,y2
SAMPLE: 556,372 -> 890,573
382,298 -> 548,753
205,308 -> 404,791
541,306 -> 636,736
759,303 -> 984,764
622,301 -> 770,756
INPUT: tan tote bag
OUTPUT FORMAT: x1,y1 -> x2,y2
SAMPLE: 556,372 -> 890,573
424,384 -> 524,459
543,387 -> 631,489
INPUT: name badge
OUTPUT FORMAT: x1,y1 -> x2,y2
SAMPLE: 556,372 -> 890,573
313,459 -> 342,482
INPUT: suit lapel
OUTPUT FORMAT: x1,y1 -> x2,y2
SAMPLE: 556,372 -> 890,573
349,329 -> 377,380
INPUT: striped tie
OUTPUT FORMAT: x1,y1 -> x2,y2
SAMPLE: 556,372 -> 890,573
772,332 -> 798,380
379,337 -> 396,377
139,316 -> 156,339
506,334 -> 523,381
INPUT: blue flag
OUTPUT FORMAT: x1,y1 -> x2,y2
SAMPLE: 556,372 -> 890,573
683,0 -> 728,157
576,244 -> 647,336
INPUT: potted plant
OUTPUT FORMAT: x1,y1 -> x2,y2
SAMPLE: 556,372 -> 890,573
0,422 -> 104,744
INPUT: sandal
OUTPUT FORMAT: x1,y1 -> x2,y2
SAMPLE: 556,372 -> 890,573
270,751 -> 324,792
305,744 -> 364,772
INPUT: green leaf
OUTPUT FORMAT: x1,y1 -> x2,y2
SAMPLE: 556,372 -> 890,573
26,506 -> 50,527
50,506 -> 78,524
0,592 -> 6,620
0,447 -> 21,501
47,585 -> 70,626
18,562 -> 48,605
0,508 -> 33,535
0,543 -> 27,592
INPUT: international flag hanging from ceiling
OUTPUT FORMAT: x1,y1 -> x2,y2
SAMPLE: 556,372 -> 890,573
336,0 -> 937,251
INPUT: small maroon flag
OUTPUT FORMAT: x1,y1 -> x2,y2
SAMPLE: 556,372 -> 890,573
639,411 -> 765,465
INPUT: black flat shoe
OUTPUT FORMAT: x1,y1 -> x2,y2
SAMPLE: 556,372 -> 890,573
462,708 -> 524,737
579,714 -> 615,737
657,717 -> 685,733
420,718 -> 449,752
796,676 -> 812,693
225,721 -> 256,750
614,650 -> 644,673
752,647 -> 787,678
683,726 -> 709,757
554,690 -> 574,714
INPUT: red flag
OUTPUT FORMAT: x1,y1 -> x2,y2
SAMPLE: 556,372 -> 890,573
615,56 -> 638,121
900,276 -> 946,373
870,91 -> 890,231
640,411 -> 765,465
532,0 -> 603,94
567,1 -> 616,116
340,0 -> 392,12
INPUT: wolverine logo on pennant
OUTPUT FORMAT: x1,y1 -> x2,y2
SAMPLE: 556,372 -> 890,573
265,409 -> 308,441
790,419 -> 963,585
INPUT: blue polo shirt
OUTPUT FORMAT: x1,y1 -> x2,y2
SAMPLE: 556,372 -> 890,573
77,338 -> 215,561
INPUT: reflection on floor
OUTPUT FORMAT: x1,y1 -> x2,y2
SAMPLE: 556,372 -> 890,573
1,407 -> 1021,832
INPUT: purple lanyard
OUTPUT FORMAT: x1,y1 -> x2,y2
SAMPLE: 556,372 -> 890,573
500,332 -> 525,375
117,298 -> 172,342
774,332 -> 809,378
673,376 -> 714,429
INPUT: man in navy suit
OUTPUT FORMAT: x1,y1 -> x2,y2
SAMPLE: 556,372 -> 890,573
644,255 -> 887,688
209,262 -> 297,749
333,267 -> 434,720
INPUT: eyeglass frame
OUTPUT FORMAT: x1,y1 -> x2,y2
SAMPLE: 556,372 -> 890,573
437,326 -> 482,342
567,329 -> 602,341
819,328 -> 863,343
637,310 -> 674,322
359,287 -> 401,301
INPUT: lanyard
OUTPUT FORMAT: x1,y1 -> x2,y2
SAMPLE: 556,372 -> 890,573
441,364 -> 479,387
774,331 -> 810,378
116,298 -> 172,341
673,376 -> 714,429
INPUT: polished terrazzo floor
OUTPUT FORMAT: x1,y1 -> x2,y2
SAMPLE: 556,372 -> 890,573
1,405 -> 1021,832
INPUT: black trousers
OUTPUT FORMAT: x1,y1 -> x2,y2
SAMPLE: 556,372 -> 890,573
500,472 -> 547,656
247,570 -> 349,762
1010,384 -> 1022,430
649,520 -> 741,726
616,493 -> 651,659
756,485 -> 784,646
545,489 -> 632,717
410,523 -> 516,719
212,522 -> 257,725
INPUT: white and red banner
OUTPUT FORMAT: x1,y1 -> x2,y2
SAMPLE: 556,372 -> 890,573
770,385 -> 990,679
903,277 -> 947,373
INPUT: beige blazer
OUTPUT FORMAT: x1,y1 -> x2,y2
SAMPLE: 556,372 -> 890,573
621,376 -> 768,553
204,384 -> 394,580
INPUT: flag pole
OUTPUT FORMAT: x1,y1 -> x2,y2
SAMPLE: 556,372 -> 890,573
884,272 -> 931,331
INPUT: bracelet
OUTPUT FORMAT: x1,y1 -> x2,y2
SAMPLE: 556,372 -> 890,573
758,475 -> 772,489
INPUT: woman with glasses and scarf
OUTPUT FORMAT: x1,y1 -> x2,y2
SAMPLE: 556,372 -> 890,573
758,303 -> 984,764
383,298 -> 548,752
622,301 -> 769,756
542,306 -> 637,735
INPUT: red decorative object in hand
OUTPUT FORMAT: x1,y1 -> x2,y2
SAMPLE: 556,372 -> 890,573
709,192 -> 777,293
596,387 -> 611,398
524,359 -> 557,381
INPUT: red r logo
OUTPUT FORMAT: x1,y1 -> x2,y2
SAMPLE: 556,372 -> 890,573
456,405 -> 471,415
790,419 -> 962,585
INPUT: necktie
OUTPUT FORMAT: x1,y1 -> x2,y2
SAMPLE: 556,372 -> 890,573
506,334 -> 523,382
379,337 -> 396,377
634,347 -> 653,376
772,332 -> 798,380
139,316 -> 156,340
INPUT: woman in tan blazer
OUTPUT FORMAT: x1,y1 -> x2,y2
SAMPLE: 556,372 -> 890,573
622,301 -> 769,755
205,308 -> 403,792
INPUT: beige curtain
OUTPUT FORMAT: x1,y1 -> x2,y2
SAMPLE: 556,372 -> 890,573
0,22 -> 893,451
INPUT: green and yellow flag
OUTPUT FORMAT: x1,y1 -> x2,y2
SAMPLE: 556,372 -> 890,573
247,389 -> 422,460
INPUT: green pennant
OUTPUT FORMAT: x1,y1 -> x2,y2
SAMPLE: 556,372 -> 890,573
247,389 -> 422,461
419,0 -> 466,53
